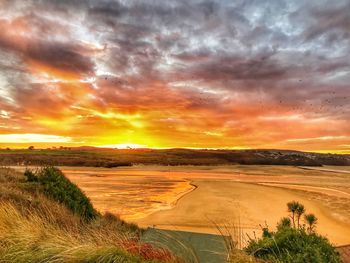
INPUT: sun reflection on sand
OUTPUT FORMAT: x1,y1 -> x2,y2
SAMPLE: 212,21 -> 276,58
62,168 -> 196,220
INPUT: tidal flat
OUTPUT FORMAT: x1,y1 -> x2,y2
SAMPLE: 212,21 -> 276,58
13,165 -> 350,245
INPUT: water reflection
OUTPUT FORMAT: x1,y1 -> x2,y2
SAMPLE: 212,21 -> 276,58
63,169 -> 195,220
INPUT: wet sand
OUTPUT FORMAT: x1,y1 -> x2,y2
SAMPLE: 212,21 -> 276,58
137,180 -> 350,246
259,182 -> 350,198
299,166 -> 350,174
11,165 -> 350,245
62,168 -> 196,220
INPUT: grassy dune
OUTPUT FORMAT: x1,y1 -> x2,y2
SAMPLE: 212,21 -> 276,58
0,167 -> 178,263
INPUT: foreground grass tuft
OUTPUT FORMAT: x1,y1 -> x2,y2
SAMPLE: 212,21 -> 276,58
0,202 -> 175,262
0,167 -> 179,263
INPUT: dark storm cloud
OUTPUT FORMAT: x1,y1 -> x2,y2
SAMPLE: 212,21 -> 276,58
180,50 -> 286,82
1,0 -> 349,91
88,1 -> 127,18
0,14 -> 95,78
25,41 -> 95,76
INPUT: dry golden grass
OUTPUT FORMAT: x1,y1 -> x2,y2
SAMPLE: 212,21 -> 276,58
0,202 -> 145,262
213,221 -> 261,263
0,167 -> 179,263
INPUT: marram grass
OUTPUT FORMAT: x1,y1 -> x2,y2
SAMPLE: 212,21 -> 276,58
0,167 -> 178,263
0,202 -> 155,263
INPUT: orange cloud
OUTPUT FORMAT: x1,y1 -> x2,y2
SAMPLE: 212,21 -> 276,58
0,1 -> 349,152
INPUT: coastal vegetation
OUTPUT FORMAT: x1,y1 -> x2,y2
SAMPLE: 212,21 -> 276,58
0,167 -> 177,262
24,167 -> 99,221
0,148 -> 349,167
245,201 -> 341,263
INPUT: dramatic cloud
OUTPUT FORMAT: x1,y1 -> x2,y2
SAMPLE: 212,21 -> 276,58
0,0 -> 349,152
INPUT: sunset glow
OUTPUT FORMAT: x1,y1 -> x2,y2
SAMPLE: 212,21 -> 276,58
0,1 -> 349,152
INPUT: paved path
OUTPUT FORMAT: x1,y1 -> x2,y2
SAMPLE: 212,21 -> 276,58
142,228 -> 227,263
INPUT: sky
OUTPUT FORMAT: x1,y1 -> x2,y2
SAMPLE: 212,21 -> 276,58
0,0 -> 349,152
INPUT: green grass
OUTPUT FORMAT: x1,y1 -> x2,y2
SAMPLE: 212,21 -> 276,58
0,150 -> 132,167
25,167 -> 99,221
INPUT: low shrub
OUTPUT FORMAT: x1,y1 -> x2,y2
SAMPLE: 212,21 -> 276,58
24,168 -> 38,182
246,227 -> 340,263
25,166 -> 99,221
246,202 -> 341,263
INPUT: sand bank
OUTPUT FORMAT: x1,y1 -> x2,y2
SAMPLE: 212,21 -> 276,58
12,165 -> 350,245
136,180 -> 350,246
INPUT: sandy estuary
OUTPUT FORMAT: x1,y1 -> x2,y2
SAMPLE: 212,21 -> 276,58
13,165 -> 350,246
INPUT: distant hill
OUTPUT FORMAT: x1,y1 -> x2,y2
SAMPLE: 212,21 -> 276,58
0,148 -> 349,167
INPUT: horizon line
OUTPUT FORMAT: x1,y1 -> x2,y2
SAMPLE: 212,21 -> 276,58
0,145 -> 349,155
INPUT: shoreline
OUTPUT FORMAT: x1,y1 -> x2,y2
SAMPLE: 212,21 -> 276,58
298,166 -> 350,174
258,182 -> 350,198
170,181 -> 198,207
11,165 -> 350,245
127,181 -> 198,222
136,180 -> 350,246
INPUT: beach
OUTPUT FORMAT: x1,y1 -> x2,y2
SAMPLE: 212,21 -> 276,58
13,165 -> 350,245
136,179 -> 350,246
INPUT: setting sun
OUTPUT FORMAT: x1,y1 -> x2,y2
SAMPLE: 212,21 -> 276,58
97,143 -> 147,149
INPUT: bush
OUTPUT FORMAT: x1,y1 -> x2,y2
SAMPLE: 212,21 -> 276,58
24,168 -> 38,182
27,166 -> 99,221
246,202 -> 341,263
246,227 -> 340,263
